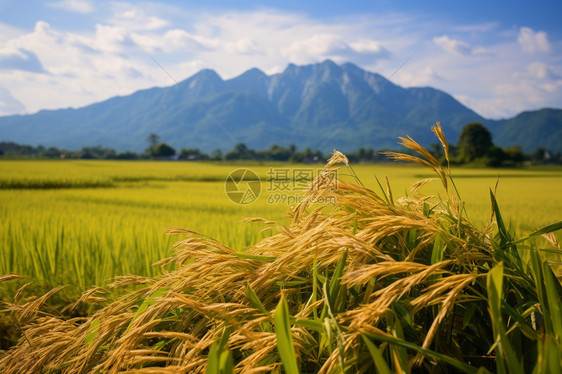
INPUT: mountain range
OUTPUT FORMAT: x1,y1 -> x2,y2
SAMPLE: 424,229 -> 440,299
0,60 -> 560,153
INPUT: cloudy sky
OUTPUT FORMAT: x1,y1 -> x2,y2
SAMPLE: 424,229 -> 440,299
0,0 -> 561,119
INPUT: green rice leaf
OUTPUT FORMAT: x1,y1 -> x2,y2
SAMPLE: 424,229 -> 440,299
509,221 -> 562,245
207,342 -> 220,374
490,189 -> 513,248
362,331 -> 481,374
245,283 -> 272,332
389,315 -> 407,374
126,288 -> 166,333
207,327 -> 233,374
219,350 -> 234,374
361,334 -> 392,374
487,263 -> 523,374
328,250 -> 347,308
274,295 -> 299,374
294,319 -> 324,333
245,283 -> 268,314
543,261 -> 562,338
85,318 -> 100,344
374,175 -> 390,203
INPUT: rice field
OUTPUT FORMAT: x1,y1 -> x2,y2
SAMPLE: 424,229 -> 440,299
1,130 -> 561,372
0,159 -> 561,298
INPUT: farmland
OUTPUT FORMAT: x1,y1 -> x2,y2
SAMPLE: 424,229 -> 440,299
1,159 -> 561,298
1,129 -> 562,373
1,139 -> 562,372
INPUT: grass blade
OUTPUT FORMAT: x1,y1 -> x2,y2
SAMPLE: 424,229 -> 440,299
487,263 -> 523,374
245,283 -> 268,314
362,331 -> 481,374
126,288 -> 166,333
509,221 -> 562,246
207,327 -> 233,374
361,334 -> 392,374
490,189 -> 512,248
246,283 -> 273,332
84,318 -> 100,344
274,295 -> 299,374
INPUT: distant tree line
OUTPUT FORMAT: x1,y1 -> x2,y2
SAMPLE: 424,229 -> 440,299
427,122 -> 561,167
0,125 -> 560,165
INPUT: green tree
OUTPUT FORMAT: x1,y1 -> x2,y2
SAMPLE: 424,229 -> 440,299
504,146 -> 525,165
289,144 -> 296,162
457,122 -> 493,162
115,151 -> 138,160
179,148 -> 209,161
531,148 -> 548,163
146,133 -> 160,155
484,146 -> 507,167
152,142 -> 176,158
211,149 -> 223,161
261,145 -> 291,161
224,143 -> 255,160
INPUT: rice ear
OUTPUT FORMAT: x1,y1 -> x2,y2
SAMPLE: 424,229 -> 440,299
326,150 -> 349,168
381,129 -> 449,191
431,122 -> 450,165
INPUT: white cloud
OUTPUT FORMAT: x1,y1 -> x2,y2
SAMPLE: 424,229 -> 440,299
283,34 -> 351,63
0,22 -> 26,43
224,37 -> 261,55
49,0 -> 94,14
90,24 -> 133,53
0,86 -> 26,115
433,35 -> 488,56
109,2 -> 169,31
518,27 -> 550,53
280,34 -> 390,66
396,66 -> 443,87
0,4 -> 560,120
0,19 -> 158,113
526,62 -> 560,80
349,39 -> 387,54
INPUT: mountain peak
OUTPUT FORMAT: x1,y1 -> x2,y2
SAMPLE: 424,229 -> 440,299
181,68 -> 224,97
239,67 -> 266,78
319,59 -> 338,68
316,59 -> 341,76
0,61 -> 559,153
189,68 -> 222,82
226,67 -> 270,95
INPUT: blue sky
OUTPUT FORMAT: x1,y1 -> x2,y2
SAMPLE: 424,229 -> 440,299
0,0 -> 561,119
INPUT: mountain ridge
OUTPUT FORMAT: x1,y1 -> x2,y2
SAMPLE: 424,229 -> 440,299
0,60 -> 560,153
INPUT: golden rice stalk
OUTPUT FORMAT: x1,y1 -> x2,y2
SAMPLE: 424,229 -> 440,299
342,260 -> 453,287
325,150 -> 350,168
382,123 -> 450,191
431,122 -> 450,164
0,274 -> 26,283
65,286 -> 108,313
